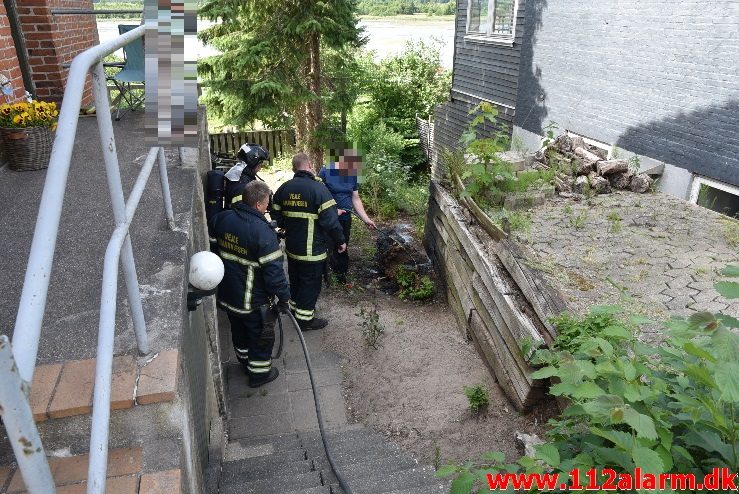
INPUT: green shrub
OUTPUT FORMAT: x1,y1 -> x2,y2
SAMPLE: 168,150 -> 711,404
464,384 -> 489,414
439,266 -> 739,493
357,306 -> 385,349
396,266 -> 434,301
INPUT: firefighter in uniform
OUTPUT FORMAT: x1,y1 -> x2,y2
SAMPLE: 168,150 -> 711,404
209,180 -> 291,387
223,143 -> 270,209
271,153 -> 346,330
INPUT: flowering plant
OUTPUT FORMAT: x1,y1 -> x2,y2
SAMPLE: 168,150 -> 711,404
0,100 -> 59,130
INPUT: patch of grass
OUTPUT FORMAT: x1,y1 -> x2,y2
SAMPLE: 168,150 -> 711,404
569,211 -> 588,230
723,218 -> 739,250
396,266 -> 435,301
606,211 -> 622,233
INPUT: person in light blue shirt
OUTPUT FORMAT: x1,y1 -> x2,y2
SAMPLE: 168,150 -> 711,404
318,147 -> 376,284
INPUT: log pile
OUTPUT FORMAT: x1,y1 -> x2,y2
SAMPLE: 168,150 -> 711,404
536,135 -> 654,195
424,182 -> 568,411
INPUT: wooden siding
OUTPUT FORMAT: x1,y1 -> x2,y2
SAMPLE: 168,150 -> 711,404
451,0 -> 526,108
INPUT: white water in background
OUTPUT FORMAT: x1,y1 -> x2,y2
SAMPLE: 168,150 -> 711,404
97,17 -> 455,69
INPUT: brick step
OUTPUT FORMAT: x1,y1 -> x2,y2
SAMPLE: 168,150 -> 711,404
30,350 -> 179,422
219,471 -> 322,494
0,447 -> 181,494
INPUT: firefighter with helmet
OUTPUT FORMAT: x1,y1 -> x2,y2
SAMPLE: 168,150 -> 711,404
224,143 -> 270,208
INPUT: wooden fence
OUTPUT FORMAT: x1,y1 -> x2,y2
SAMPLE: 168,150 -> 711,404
209,129 -> 296,164
416,115 -> 434,162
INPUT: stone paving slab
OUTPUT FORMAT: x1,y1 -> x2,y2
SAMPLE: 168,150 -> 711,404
516,191 -> 739,341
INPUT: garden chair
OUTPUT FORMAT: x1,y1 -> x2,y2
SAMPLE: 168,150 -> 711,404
110,24 -> 145,121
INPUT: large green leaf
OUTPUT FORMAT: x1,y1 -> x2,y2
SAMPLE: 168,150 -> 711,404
717,314 -> 739,329
530,366 -> 559,379
683,430 -> 734,463
480,451 -> 505,463
721,265 -> 739,277
590,427 -> 635,451
435,465 -> 458,478
715,281 -> 739,299
571,382 -> 606,399
632,446 -> 664,474
713,327 -> 739,361
603,325 -> 631,338
715,362 -> 739,403
450,472 -> 475,494
622,409 -> 658,439
534,444 -> 560,467
683,342 -> 717,362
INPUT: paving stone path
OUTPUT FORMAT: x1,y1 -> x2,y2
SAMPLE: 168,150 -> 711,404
213,311 -> 448,493
517,191 -> 739,341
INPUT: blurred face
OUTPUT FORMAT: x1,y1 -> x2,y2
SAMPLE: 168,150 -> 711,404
255,197 -> 269,214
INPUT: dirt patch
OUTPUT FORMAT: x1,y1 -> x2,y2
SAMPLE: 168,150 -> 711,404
317,289 -> 553,466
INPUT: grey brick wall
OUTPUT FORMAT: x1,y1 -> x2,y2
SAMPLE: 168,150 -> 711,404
515,0 -> 739,186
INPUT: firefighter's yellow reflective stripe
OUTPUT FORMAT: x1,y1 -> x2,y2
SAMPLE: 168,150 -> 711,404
219,251 -> 259,267
306,217 -> 314,256
286,251 -> 327,261
258,249 -> 283,265
217,301 -> 256,314
248,365 -> 270,373
243,265 -> 254,310
294,312 -> 313,321
234,347 -> 249,356
317,199 -> 336,213
230,195 -> 242,205
281,211 -> 319,219
208,236 -> 217,243
293,307 -> 313,317
288,300 -> 296,308
271,203 -> 282,210
249,360 -> 271,368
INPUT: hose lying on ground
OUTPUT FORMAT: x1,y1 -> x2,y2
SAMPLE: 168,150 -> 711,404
283,311 -> 355,494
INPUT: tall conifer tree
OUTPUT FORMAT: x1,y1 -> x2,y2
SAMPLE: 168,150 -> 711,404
198,0 -> 361,164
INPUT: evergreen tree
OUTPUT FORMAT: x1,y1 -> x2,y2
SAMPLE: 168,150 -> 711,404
198,0 -> 362,164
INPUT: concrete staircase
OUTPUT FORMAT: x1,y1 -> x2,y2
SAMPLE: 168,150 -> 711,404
213,313 -> 448,494
218,427 -> 447,494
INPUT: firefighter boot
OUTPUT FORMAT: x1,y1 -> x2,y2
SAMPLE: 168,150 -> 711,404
249,367 -> 279,388
298,317 -> 328,331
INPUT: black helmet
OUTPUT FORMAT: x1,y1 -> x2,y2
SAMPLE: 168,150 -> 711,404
237,143 -> 269,168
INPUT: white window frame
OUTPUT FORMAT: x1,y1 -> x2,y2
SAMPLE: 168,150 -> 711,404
689,175 -> 739,206
465,0 -> 519,46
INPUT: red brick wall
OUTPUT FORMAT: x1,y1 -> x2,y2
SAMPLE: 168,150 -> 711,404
0,2 -> 26,104
17,0 -> 100,106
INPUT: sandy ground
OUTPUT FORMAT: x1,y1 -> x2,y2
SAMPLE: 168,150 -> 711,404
316,287 -> 552,466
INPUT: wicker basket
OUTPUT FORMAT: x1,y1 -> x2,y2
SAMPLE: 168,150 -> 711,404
0,126 -> 53,171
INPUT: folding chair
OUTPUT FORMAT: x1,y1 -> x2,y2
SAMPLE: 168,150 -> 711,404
110,24 -> 145,121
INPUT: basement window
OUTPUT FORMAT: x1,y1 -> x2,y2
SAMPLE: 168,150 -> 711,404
466,0 -> 518,42
690,176 -> 739,219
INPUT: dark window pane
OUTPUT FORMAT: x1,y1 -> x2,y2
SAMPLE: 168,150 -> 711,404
492,0 -> 515,35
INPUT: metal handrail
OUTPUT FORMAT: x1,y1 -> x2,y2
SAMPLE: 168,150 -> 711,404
2,25 -> 176,494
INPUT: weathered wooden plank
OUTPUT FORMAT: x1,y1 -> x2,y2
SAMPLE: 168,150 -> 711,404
494,240 -> 567,343
468,309 -> 524,409
432,183 -> 545,346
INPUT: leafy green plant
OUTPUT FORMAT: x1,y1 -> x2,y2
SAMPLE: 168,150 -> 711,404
440,266 -> 739,493
627,155 -> 641,175
464,384 -> 489,414
396,266 -> 435,301
456,102 -> 515,205
357,305 -> 385,349
542,121 -> 559,147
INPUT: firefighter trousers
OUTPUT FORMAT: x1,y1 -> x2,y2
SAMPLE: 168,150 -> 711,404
287,258 -> 324,322
227,307 -> 276,375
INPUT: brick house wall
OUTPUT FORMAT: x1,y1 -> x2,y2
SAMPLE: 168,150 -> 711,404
17,0 -> 100,106
0,2 -> 26,104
